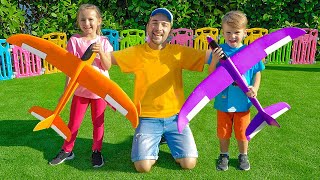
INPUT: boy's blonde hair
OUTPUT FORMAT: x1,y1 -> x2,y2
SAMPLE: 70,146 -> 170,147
222,11 -> 247,29
76,4 -> 102,35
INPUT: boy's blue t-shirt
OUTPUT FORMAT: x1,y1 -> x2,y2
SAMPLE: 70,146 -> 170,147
208,43 -> 265,112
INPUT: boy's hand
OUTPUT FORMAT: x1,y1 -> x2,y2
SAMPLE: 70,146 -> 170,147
211,47 -> 224,63
246,86 -> 257,98
208,47 -> 225,73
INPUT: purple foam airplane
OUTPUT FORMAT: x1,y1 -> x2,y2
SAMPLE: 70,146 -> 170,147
177,27 -> 306,140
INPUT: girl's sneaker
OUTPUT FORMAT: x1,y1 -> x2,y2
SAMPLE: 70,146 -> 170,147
92,150 -> 104,168
49,149 -> 75,165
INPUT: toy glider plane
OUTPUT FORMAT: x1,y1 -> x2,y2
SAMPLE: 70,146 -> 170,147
7,34 -> 140,141
177,27 -> 305,140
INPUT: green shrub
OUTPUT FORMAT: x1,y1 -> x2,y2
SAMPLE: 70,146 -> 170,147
0,0 -> 25,38
1,0 -> 319,60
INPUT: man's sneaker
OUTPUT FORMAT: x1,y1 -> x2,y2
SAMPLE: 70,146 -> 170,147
238,154 -> 250,171
216,154 -> 229,171
92,150 -> 104,168
49,149 -> 75,165
160,135 -> 167,145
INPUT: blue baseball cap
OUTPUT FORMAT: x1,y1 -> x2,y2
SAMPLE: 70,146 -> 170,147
150,8 -> 173,24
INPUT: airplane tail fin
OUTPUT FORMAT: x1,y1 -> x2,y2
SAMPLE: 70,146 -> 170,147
29,106 -> 71,141
246,102 -> 290,141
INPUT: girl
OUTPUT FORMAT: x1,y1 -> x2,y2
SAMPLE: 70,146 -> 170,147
49,4 -> 113,168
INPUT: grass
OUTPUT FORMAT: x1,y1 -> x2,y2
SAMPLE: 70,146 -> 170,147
0,63 -> 319,179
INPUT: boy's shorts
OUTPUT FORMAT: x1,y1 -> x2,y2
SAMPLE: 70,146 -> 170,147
131,114 -> 198,162
217,110 -> 250,141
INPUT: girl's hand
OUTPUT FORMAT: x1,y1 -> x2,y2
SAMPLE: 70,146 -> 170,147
92,42 -> 103,55
92,42 -> 112,70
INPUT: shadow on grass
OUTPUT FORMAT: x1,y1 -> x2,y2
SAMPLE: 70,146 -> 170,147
0,120 -> 181,172
228,158 -> 240,170
266,65 -> 320,72
156,147 -> 181,171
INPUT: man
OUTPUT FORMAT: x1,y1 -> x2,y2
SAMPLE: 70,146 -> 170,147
102,8 -> 212,172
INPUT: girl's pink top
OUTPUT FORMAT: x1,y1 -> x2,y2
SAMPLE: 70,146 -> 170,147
67,34 -> 113,99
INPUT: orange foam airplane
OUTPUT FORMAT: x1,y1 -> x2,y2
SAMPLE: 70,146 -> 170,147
7,34 -> 140,141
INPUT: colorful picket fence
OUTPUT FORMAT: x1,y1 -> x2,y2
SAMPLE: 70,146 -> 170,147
244,28 -> 268,45
11,45 -> 42,78
102,29 -> 120,51
266,29 -> 292,64
1,27 -> 318,81
119,29 -> 145,50
169,28 -> 194,47
194,27 -> 219,50
0,39 -> 13,80
41,32 -> 67,74
291,28 -> 318,64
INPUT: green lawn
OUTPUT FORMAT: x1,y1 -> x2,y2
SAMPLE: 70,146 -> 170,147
0,63 -> 319,179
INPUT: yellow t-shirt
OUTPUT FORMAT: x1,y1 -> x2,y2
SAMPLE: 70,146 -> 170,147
113,43 -> 206,117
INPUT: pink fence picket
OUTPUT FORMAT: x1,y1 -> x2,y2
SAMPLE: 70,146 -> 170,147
291,28 -> 318,64
169,28 -> 193,47
12,45 -> 42,78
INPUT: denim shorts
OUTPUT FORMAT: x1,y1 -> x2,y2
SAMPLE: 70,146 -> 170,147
131,114 -> 198,162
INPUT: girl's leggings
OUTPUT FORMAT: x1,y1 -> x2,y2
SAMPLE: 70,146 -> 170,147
62,95 -> 107,152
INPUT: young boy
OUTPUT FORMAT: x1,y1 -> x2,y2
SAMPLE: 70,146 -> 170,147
208,11 -> 265,171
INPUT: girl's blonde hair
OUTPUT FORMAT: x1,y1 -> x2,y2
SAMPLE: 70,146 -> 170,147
76,4 -> 102,35
222,11 -> 248,29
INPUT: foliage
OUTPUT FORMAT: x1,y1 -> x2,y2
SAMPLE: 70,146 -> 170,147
18,0 -> 79,38
0,0 -> 319,58
245,0 -> 319,29
0,0 -> 26,38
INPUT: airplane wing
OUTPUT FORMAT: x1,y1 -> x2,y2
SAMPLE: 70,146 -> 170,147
231,27 -> 306,75
245,102 -> 290,140
7,34 -> 139,128
77,65 -> 139,128
7,34 -> 83,78
177,65 -> 233,133
29,106 -> 72,141
178,27 -> 305,133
